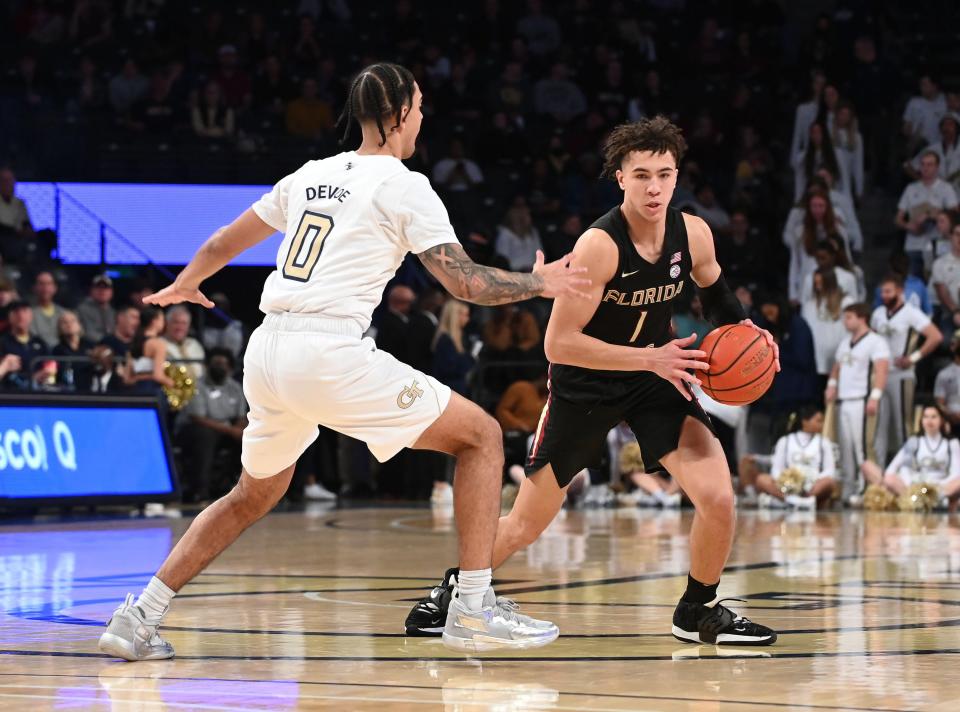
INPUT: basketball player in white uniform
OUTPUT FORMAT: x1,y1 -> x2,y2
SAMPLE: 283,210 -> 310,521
97,63 -> 594,660
825,303 -> 890,502
863,405 -> 960,507
755,405 -> 837,510
871,273 -> 942,462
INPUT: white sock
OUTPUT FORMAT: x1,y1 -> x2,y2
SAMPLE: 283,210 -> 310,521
134,576 -> 175,625
456,568 -> 492,611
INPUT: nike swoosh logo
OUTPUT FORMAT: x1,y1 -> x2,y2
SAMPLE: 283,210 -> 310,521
622,270 -> 640,278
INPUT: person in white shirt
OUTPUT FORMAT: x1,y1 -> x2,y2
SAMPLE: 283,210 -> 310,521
792,121 -> 846,202
800,240 -> 861,304
934,333 -> 960,427
870,274 -> 942,462
495,200 -> 544,271
786,188 -> 849,304
931,222 -> 960,334
802,267 -> 854,383
163,305 -> 206,380
862,405 -> 960,509
755,405 -> 837,510
784,173 -> 863,255
98,62 -> 589,661
789,69 -> 827,160
902,74 -> 947,149
895,150 -> 959,274
831,102 -> 864,201
825,303 -> 890,501
906,112 -> 960,188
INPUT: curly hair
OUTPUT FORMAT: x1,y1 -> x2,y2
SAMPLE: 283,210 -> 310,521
601,116 -> 687,178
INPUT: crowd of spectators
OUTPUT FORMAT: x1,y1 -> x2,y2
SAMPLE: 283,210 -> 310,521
3,1 -> 960,509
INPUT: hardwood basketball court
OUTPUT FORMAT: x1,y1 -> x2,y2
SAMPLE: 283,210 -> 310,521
0,505 -> 957,710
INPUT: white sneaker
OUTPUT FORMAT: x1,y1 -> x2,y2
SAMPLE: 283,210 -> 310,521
304,483 -> 337,501
661,492 -> 682,509
757,493 -> 786,510
442,588 -> 559,652
99,594 -> 174,661
431,484 -> 454,507
582,484 -> 615,507
786,494 -> 816,511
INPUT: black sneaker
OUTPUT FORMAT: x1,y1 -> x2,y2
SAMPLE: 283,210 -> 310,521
404,567 -> 458,636
672,597 -> 777,646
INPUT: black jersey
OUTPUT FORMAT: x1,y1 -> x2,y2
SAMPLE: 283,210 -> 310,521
550,204 -> 693,402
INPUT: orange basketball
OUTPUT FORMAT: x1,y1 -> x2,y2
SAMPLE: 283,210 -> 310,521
698,324 -> 776,405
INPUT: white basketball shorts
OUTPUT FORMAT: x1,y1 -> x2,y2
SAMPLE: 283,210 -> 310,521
241,313 -> 452,478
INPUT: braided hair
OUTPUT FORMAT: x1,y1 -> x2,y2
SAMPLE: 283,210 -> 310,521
337,63 -> 416,147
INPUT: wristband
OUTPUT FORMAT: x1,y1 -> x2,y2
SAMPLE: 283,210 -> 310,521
827,378 -> 838,388
869,388 -> 882,401
909,351 -> 922,365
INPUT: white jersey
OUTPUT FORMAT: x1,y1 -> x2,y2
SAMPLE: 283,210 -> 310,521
934,362 -> 960,413
870,302 -> 930,379
835,331 -> 890,400
888,435 -> 960,483
771,431 -> 834,481
251,151 -> 457,332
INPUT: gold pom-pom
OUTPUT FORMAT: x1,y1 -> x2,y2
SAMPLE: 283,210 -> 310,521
898,482 -> 940,512
619,442 -> 645,474
777,468 -> 806,496
863,483 -> 896,511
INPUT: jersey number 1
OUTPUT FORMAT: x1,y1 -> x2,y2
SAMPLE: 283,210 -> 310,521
630,310 -> 648,343
282,211 -> 334,282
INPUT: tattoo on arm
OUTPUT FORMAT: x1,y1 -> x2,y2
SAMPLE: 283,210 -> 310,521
418,243 -> 544,305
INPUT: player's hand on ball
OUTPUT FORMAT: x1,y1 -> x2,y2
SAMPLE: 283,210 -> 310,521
648,333 -> 710,401
739,318 -> 780,372
533,250 -> 592,299
143,282 -> 215,309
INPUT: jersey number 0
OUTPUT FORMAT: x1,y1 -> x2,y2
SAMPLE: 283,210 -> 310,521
282,211 -> 334,282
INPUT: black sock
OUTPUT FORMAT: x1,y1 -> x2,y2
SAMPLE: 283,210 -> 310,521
681,574 -> 719,605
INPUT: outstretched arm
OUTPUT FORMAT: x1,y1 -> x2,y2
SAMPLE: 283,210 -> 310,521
417,242 -> 590,306
146,208 -> 277,308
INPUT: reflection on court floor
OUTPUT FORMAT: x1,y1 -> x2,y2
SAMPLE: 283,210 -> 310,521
1,506 -> 959,710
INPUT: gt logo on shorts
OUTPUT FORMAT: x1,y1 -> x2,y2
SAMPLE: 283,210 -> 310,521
397,380 -> 425,409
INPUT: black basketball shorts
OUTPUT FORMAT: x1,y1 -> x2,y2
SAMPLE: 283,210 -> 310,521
524,372 -> 716,487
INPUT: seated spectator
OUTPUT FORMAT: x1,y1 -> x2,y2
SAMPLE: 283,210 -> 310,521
376,285 -> 415,361
77,273 -> 116,342
0,167 -> 35,264
672,294 -> 711,349
53,310 -> 94,391
212,45 -> 251,110
407,288 -> 444,375
163,305 -> 205,380
932,222 -> 960,334
801,240 -> 859,303
931,209 -> 957,262
754,405 -> 837,510
802,267 -> 854,390
108,58 -> 148,116
432,138 -> 484,194
0,278 -> 18,330
128,279 -> 155,308
873,251 -> 932,315
863,405 -> 960,511
495,200 -> 543,271
517,0 -> 562,57
783,172 -> 863,254
87,344 -> 125,394
129,71 -> 179,136
906,112 -> 960,187
201,292 -> 245,360
936,332 -> 960,426
902,74 -> 947,151
191,81 -> 235,141
688,184 -> 730,235
482,304 -> 541,356
126,306 -> 174,396
543,213 -> 582,263
895,150 -> 959,275
100,304 -> 139,358
0,301 -> 51,390
786,189 -> 849,304
533,62 -> 586,124
285,78 -> 334,140
792,121 -> 845,202
616,432 -> 682,508
715,210 -> 764,288
432,300 -> 475,396
832,102 -> 865,201
496,372 -> 548,482
29,271 -> 65,347
177,348 -> 247,502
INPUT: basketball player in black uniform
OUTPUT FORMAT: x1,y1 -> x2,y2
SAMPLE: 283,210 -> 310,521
406,117 -> 780,645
